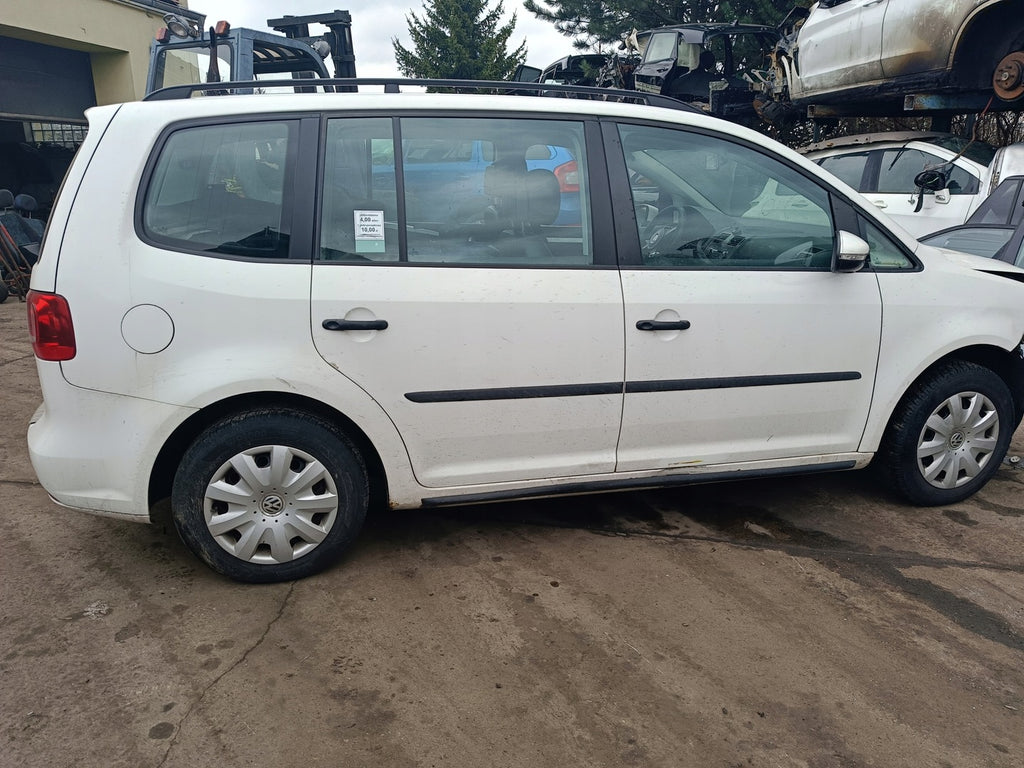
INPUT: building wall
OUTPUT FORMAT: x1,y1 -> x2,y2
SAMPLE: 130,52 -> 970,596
0,0 -> 201,108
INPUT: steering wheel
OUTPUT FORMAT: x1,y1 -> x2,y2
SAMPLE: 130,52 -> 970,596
641,205 -> 715,258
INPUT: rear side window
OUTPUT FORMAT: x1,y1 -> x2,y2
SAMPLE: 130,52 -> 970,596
319,116 -> 593,266
142,121 -> 296,258
818,153 -> 869,190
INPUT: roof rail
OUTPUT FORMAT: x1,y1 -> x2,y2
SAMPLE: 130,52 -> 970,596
143,77 -> 702,112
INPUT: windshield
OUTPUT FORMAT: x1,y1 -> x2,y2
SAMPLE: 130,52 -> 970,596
152,44 -> 232,90
926,136 -> 997,166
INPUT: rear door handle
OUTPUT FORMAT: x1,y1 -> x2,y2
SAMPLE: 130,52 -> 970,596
322,319 -> 389,331
636,319 -> 691,331
870,200 -> 888,209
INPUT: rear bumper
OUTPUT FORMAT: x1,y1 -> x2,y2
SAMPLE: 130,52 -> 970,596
27,367 -> 195,520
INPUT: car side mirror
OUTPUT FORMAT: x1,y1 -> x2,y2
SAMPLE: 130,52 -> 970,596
512,65 -> 541,83
914,169 -> 948,192
834,230 -> 869,273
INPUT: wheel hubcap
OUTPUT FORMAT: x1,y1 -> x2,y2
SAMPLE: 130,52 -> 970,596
203,445 -> 339,565
916,391 -> 1000,490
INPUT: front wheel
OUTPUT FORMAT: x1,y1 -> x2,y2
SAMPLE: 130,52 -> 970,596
877,361 -> 1014,506
171,409 -> 368,582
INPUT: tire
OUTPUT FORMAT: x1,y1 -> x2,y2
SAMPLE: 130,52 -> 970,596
0,281 -> 8,303
877,361 -> 1013,506
171,409 -> 368,582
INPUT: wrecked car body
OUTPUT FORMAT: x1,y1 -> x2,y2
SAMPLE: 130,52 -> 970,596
765,0 -> 1024,113
631,23 -> 777,120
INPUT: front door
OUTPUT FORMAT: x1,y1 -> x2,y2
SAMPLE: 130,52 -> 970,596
611,122 -> 882,471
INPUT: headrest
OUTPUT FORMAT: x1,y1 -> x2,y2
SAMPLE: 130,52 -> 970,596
0,189 -> 13,209
484,157 -> 527,198
522,169 -> 561,226
14,194 -> 37,214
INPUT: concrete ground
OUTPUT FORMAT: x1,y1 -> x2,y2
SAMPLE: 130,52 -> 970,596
2,295 -> 1023,768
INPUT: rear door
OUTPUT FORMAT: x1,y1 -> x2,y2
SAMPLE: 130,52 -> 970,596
311,114 -> 624,489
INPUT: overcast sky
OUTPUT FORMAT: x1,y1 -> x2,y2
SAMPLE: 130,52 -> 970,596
190,1 -> 574,77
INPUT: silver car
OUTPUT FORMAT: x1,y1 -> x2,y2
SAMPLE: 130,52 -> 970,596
775,0 -> 1023,107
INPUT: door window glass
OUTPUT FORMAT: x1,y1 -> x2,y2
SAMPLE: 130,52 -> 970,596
968,177 -> 1024,225
400,117 -> 592,266
142,121 -> 293,258
860,218 -> 915,269
818,153 -> 869,190
877,149 -> 974,194
618,123 -> 834,269
320,117 -> 399,262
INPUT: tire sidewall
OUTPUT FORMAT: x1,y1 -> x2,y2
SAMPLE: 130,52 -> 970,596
882,362 -> 1013,506
171,410 -> 368,583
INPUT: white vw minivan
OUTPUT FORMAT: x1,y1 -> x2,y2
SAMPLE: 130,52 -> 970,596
26,80 -> 1024,582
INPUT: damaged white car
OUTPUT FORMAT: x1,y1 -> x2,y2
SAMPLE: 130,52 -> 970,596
767,0 -> 1024,109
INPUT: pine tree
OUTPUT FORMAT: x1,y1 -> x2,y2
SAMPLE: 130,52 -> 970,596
393,0 -> 527,81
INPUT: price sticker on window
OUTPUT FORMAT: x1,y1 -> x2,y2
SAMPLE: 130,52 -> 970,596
354,209 -> 385,253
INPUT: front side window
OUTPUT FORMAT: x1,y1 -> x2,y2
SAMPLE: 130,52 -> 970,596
876,149 -> 975,195
619,123 -> 835,269
860,218 -> 915,269
143,121 -> 294,259
319,116 -> 593,267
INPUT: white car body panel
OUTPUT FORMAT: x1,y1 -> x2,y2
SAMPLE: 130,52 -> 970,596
617,269 -> 882,470
311,266 -> 625,487
24,91 -> 1024,527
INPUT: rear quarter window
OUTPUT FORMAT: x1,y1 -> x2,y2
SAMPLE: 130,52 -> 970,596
141,121 -> 297,259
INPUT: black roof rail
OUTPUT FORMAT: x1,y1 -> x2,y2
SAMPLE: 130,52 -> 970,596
143,77 -> 702,112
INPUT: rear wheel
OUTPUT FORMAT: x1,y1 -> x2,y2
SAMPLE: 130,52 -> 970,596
171,409 -> 368,582
877,361 -> 1013,506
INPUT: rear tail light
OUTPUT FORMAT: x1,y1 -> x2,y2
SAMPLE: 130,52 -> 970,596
554,160 -> 579,193
27,290 -> 76,361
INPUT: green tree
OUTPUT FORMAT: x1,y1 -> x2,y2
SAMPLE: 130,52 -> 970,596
393,0 -> 527,80
523,0 -> 797,50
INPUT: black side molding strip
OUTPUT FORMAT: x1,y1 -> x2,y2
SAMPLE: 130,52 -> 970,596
625,371 -> 861,394
420,461 -> 858,507
406,382 -> 622,403
406,371 -> 861,403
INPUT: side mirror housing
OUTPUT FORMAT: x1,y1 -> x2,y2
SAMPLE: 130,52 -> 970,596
914,168 -> 948,192
834,230 -> 869,273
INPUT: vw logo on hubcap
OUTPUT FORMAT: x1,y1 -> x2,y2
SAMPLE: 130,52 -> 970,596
261,494 -> 285,515
949,432 -> 966,450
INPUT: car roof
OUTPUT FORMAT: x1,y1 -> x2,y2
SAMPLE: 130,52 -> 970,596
798,131 -> 956,155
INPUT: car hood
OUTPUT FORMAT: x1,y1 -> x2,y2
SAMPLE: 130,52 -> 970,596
916,241 -> 1024,281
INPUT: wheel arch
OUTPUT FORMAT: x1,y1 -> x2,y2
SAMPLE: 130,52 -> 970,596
148,392 -> 391,515
876,343 -> 1024,448
950,3 -> 1024,89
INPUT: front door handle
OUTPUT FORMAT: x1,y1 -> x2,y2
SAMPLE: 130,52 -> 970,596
322,318 -> 389,331
636,319 -> 691,331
